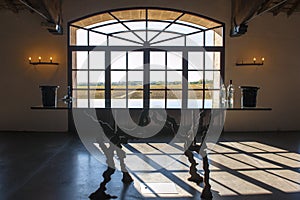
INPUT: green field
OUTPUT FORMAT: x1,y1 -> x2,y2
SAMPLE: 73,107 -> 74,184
74,82 -> 215,99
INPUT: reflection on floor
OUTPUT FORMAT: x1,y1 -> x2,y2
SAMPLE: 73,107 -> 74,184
0,131 -> 299,200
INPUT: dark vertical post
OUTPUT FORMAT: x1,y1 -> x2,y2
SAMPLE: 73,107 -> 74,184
144,48 -> 150,108
67,25 -> 75,134
182,50 -> 188,109
105,50 -> 111,108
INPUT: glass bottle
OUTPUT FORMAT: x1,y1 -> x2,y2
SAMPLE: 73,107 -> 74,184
227,80 -> 234,108
220,83 -> 227,107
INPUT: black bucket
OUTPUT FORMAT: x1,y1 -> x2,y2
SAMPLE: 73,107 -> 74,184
40,85 -> 59,107
240,86 -> 260,107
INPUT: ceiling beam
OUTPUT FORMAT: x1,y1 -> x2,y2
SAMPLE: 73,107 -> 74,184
257,0 -> 274,14
18,0 -> 50,21
270,0 -> 289,15
287,0 -> 300,16
5,0 -> 19,13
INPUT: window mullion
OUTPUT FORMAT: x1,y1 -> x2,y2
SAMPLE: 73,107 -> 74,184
88,51 -> 90,108
105,50 -> 111,108
126,52 -> 129,108
182,50 -> 188,109
144,49 -> 150,109
165,51 -> 167,108
202,51 -> 206,109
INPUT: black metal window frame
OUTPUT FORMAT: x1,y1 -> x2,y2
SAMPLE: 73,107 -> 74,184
68,7 -> 225,109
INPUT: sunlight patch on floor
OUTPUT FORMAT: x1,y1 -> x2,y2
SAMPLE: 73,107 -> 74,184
239,170 -> 300,193
254,153 -> 300,168
210,171 -> 272,195
240,141 -> 288,152
93,141 -> 300,198
209,154 -> 256,170
225,154 -> 282,169
133,172 -> 194,198
219,142 -> 266,153
276,152 -> 300,161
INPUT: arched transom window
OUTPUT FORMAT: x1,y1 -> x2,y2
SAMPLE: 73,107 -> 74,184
69,8 -> 224,109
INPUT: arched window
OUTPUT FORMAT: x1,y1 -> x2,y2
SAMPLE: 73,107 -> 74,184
69,8 -> 224,109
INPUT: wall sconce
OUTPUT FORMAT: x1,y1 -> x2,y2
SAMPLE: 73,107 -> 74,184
29,56 -> 59,65
236,57 -> 264,66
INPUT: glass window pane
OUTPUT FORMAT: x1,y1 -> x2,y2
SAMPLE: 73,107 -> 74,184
152,37 -> 184,46
89,32 -> 107,46
204,90 -> 214,108
89,71 -> 105,89
124,21 -> 146,30
167,52 -> 182,69
150,90 -> 165,108
113,32 -> 144,44
150,52 -> 165,69
94,23 -> 127,34
73,90 -> 88,108
76,28 -> 88,46
111,90 -> 126,108
73,51 -> 88,69
167,71 -> 182,89
148,31 -> 159,42
188,71 -> 203,89
186,32 -> 204,46
109,36 -> 142,46
188,52 -> 203,70
205,30 -> 215,46
150,71 -> 165,89
72,71 -> 88,89
167,90 -> 182,108
166,24 -> 199,34
205,71 -> 220,89
147,21 -> 169,31
128,71 -> 143,90
205,52 -> 221,70
90,51 -> 105,69
90,90 -> 105,108
135,31 -> 146,41
128,90 -> 143,108
128,51 -> 143,70
111,71 -> 126,89
111,51 -> 126,69
188,90 -> 203,108
151,32 -> 181,43
205,90 -> 221,108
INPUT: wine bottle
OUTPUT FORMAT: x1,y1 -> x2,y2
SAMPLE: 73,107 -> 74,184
220,83 -> 227,107
227,80 -> 234,108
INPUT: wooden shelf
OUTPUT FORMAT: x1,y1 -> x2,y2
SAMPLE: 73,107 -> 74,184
236,62 -> 263,66
30,61 -> 59,66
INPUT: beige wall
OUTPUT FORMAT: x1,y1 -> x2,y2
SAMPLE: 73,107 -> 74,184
0,0 -> 299,132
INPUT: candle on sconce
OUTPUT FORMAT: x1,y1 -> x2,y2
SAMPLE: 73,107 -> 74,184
253,57 -> 256,63
262,57 -> 265,63
28,56 -> 59,65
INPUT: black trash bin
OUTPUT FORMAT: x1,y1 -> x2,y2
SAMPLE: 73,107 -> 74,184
40,85 -> 59,107
240,86 -> 260,107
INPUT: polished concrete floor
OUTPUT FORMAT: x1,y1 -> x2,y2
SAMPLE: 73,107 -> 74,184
1,131 -> 300,200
